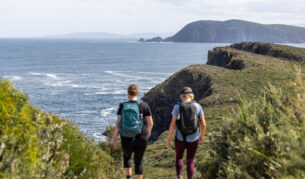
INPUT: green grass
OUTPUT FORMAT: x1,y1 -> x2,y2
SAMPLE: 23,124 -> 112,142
144,43 -> 305,178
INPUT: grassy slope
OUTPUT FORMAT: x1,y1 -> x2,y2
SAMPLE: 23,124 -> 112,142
144,44 -> 305,178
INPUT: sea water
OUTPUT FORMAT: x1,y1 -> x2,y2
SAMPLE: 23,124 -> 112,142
0,38 -> 303,141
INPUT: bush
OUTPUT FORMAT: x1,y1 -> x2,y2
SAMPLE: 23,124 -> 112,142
99,125 -> 124,178
199,71 -> 305,178
0,79 -> 117,178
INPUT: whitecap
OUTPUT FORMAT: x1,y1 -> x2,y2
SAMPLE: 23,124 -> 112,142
43,80 -> 72,87
96,90 -> 125,95
3,76 -> 22,81
46,73 -> 58,79
76,110 -> 99,114
101,107 -> 116,117
104,71 -> 153,80
29,72 -> 59,79
29,72 -> 43,76
71,84 -> 80,88
93,133 -> 108,141
106,70 -> 171,75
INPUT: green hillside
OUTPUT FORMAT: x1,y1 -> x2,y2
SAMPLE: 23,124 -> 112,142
163,20 -> 305,43
143,42 -> 305,178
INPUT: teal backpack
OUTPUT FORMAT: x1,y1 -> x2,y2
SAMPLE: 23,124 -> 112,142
119,100 -> 143,138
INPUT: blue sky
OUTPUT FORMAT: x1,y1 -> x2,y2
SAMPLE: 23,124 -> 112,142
1,0 -> 305,37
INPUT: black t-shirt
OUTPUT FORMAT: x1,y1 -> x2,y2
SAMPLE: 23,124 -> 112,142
117,100 -> 152,137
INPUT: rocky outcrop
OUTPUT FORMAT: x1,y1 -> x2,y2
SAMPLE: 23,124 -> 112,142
138,38 -> 145,42
138,36 -> 163,42
146,36 -> 163,42
231,42 -> 305,62
143,67 -> 213,141
207,48 -> 245,70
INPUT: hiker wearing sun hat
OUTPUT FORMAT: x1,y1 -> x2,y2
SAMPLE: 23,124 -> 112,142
166,87 -> 206,179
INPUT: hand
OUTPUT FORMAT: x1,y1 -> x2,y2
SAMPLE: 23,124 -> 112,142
112,137 -> 118,148
148,131 -> 151,138
166,137 -> 171,149
199,135 -> 204,143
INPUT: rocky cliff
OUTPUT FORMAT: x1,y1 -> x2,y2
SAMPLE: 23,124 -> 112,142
144,42 -> 305,141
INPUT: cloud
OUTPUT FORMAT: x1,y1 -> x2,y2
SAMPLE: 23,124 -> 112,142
0,0 -> 305,37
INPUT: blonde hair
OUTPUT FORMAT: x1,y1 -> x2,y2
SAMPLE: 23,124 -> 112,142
180,93 -> 194,100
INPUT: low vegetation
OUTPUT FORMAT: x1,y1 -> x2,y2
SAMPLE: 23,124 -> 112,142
199,71 -> 305,178
143,42 -> 305,178
0,79 -> 123,178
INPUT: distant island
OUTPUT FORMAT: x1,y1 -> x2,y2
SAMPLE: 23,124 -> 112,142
141,19 -> 305,43
45,32 -> 171,39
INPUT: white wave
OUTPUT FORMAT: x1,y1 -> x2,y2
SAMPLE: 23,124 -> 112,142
93,133 -> 108,141
71,84 -> 80,88
104,71 -> 153,80
3,75 -> 22,81
77,110 -> 99,114
101,107 -> 116,117
29,72 -> 43,76
96,90 -> 125,95
29,72 -> 59,79
46,73 -> 58,79
106,70 -> 171,75
43,80 -> 72,87
137,71 -> 171,75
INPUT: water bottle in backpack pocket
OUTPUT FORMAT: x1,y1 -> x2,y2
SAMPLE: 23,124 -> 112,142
119,100 -> 143,138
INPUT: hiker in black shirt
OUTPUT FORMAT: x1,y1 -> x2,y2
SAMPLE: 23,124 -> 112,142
112,84 -> 153,179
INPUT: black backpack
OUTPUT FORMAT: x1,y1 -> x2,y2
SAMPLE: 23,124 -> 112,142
177,101 -> 199,137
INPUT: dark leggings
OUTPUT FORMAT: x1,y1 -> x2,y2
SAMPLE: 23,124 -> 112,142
175,137 -> 199,179
121,135 -> 148,175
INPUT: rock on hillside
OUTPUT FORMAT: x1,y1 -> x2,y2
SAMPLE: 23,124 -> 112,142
143,68 -> 213,140
144,42 -> 305,141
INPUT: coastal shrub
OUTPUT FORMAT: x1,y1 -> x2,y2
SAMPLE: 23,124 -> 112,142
99,125 -> 124,177
198,71 -> 305,178
0,79 -> 116,178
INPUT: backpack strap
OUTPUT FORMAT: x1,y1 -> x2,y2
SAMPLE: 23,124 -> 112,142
135,99 -> 142,106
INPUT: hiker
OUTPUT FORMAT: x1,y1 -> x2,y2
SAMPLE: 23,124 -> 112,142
112,84 -> 153,179
166,87 -> 206,179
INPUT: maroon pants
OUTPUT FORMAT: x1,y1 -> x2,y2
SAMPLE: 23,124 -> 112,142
174,137 -> 199,179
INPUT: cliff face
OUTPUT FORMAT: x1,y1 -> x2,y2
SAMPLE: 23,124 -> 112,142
162,20 -> 305,43
144,42 -> 305,141
143,68 -> 212,140
207,48 -> 245,70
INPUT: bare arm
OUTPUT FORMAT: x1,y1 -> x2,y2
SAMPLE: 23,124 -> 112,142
146,116 -> 153,137
199,115 -> 206,142
112,115 -> 121,147
166,115 -> 177,148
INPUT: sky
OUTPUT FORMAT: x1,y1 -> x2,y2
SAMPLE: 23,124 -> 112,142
1,0 -> 305,37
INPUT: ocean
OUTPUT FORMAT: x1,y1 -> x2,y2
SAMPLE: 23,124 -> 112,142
0,38 -> 304,141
